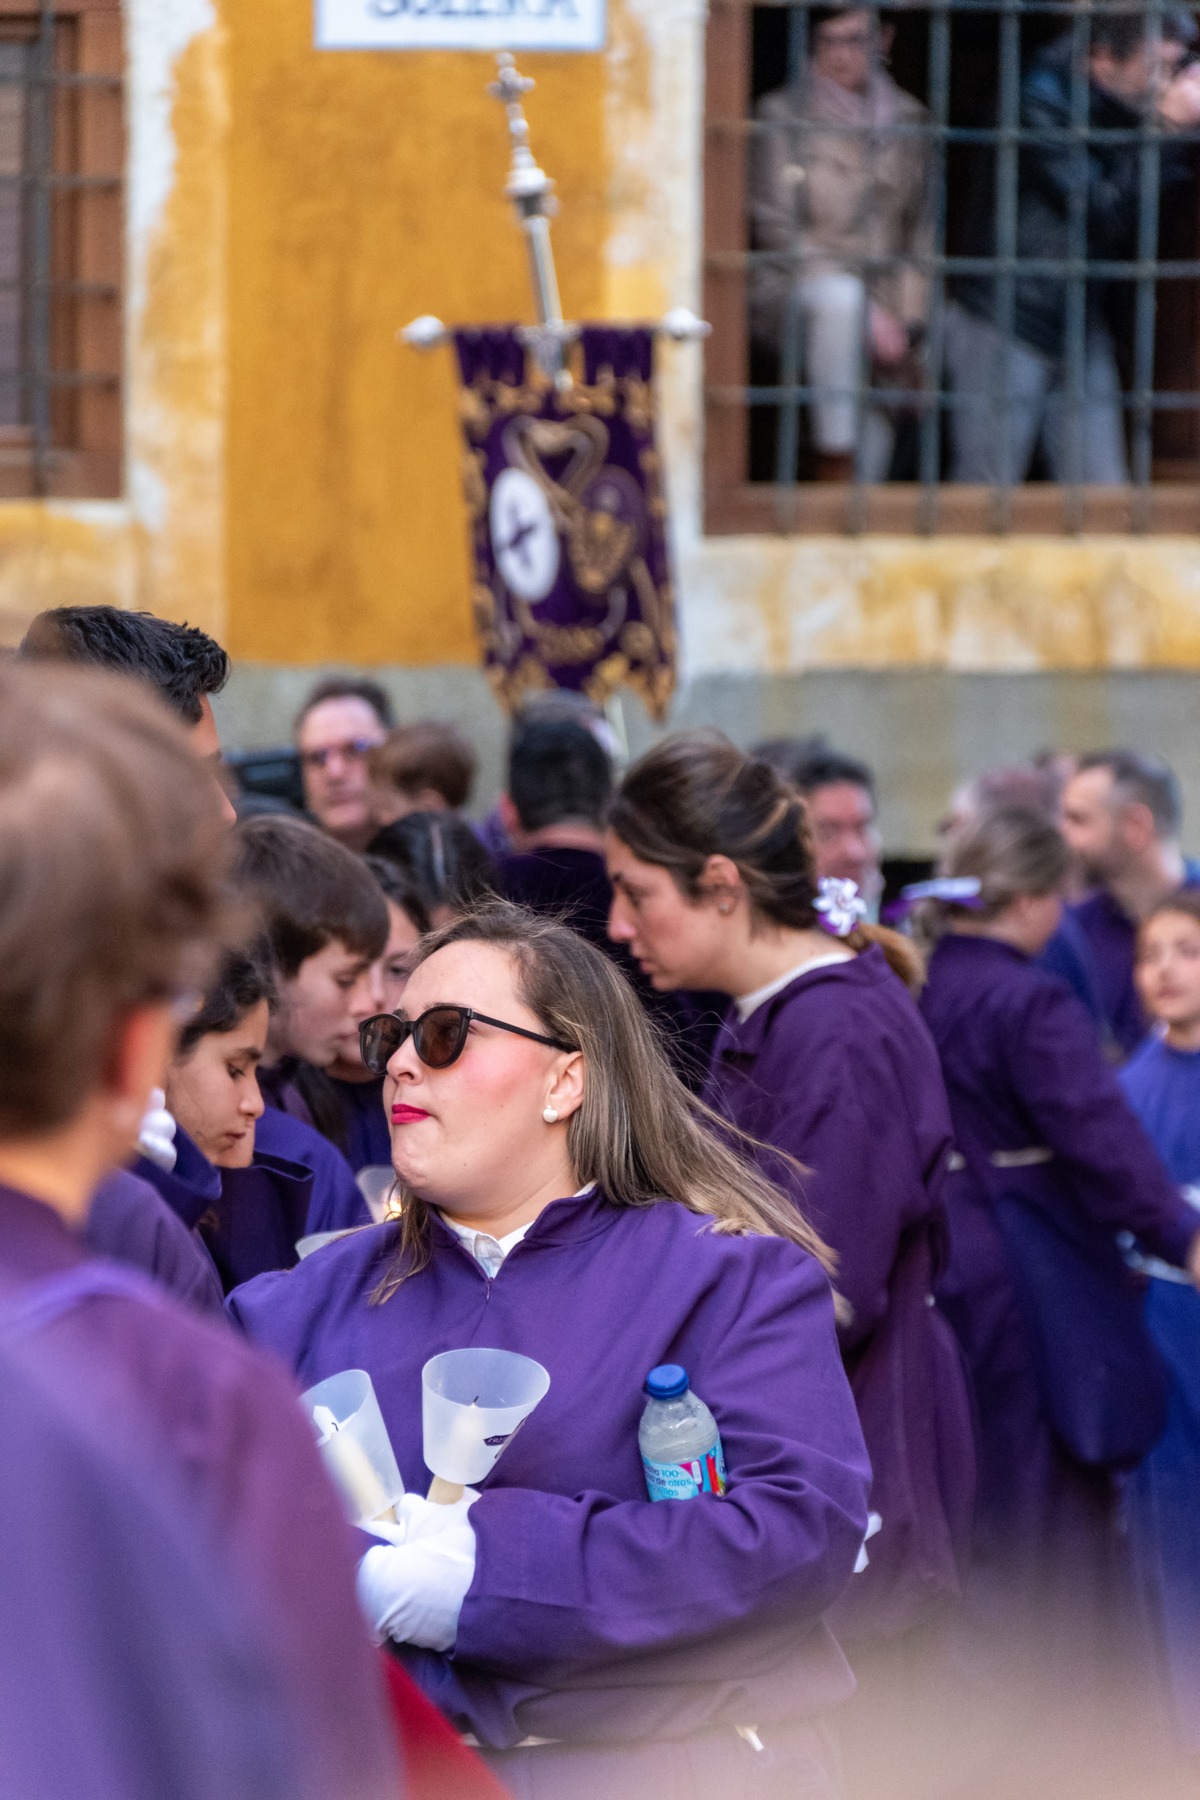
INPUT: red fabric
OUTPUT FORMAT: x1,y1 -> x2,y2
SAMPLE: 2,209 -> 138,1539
379,1652 -> 510,1800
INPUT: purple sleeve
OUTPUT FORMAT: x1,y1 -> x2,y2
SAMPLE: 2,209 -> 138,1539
454,1248 -> 870,1681
740,1043 -> 917,1349
85,1172 -> 224,1317
1006,982 -> 1199,1267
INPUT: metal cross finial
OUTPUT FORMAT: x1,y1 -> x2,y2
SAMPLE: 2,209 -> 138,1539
487,53 -> 570,383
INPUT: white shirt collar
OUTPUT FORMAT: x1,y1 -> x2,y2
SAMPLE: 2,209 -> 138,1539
734,948 -> 855,1023
439,1184 -> 596,1278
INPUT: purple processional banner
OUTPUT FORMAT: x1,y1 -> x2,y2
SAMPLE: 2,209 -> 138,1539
452,325 -> 677,721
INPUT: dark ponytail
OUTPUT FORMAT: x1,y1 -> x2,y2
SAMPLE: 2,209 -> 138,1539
610,730 -> 923,991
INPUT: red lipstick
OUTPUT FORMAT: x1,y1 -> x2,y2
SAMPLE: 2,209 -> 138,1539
391,1104 -> 430,1125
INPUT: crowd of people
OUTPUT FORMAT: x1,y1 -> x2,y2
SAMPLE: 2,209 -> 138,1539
3,603 -> 1200,1799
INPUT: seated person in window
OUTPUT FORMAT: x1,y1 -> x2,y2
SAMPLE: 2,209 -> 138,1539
946,9 -> 1200,485
750,6 -> 932,482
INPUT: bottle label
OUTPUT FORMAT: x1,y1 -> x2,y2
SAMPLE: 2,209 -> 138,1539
642,1438 -> 727,1502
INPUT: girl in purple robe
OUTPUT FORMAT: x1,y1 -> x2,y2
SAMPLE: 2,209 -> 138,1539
230,902 -> 873,1800
604,731 -> 974,1657
1121,891 -> 1200,1749
915,808 -> 1200,1700
0,661 -> 399,1799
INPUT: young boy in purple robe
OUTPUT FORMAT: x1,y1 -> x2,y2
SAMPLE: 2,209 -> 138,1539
0,660 -> 399,1799
229,903 -> 873,1799
1121,891 -> 1200,1749
228,813 -> 389,1227
917,807 -> 1200,1705
606,732 -> 974,1658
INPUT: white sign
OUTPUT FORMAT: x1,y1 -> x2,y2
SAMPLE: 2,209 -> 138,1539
315,0 -> 606,52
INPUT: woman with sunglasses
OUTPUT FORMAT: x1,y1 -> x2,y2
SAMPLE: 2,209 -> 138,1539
229,902 -> 872,1799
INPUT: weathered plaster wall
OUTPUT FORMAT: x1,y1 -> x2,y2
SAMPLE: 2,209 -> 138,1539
223,4 -> 607,665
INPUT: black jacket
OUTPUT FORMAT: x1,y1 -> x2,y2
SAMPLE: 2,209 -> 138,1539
954,35 -> 1191,359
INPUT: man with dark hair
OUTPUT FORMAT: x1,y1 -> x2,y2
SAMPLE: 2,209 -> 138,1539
754,738 -> 884,917
20,604 -> 233,818
493,716 -> 616,942
946,7 -> 1200,482
294,676 -> 394,851
1042,749 -> 1200,1057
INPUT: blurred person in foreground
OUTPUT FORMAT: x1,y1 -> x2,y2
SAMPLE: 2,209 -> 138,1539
917,809 -> 1200,1713
1041,750 -> 1200,1059
1121,890 -> 1200,1754
756,739 -> 885,918
295,675 -> 393,851
368,720 -> 476,827
0,660 -> 398,1799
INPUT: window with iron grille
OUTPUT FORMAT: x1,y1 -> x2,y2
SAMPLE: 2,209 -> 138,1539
705,1 -> 1200,534
0,1 -> 122,499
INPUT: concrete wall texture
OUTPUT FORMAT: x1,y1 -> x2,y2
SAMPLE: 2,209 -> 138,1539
1,0 -> 1199,850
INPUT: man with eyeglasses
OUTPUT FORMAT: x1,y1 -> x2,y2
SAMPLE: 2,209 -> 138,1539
294,676 -> 393,852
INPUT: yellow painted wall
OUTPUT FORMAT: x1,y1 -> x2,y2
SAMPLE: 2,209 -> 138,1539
224,1 -> 608,665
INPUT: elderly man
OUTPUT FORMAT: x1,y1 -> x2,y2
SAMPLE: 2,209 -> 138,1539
1042,750 -> 1200,1058
750,5 -> 932,481
294,676 -> 393,851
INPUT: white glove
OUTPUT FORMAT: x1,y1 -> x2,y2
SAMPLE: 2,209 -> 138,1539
137,1089 -> 178,1173
356,1490 -> 478,1652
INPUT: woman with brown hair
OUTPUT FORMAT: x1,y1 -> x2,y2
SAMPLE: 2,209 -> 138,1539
606,729 -> 973,1650
917,806 -> 1200,1690
230,901 -> 872,1798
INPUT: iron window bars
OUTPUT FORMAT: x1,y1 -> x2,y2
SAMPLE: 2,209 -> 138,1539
0,2 -> 122,498
704,0 -> 1200,535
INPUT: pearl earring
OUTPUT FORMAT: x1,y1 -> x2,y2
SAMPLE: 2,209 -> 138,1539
542,1105 -> 559,1124
719,900 -> 732,915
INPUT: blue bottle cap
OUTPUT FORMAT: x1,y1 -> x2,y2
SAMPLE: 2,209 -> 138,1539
644,1363 -> 689,1400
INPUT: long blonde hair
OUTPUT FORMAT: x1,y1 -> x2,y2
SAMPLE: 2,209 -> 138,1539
373,900 -> 834,1301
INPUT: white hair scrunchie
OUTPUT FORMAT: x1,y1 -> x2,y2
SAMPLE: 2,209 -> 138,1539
814,877 -> 868,939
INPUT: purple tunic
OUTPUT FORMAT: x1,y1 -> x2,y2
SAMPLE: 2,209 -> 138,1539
330,1075 -> 393,1171
86,1167 -> 224,1315
229,1189 -> 872,1753
1040,861 -> 1200,1060
257,1104 -> 370,1233
0,1180 -> 399,1800
701,945 -> 974,1641
0,1334 -> 299,1800
919,934 -> 1199,1662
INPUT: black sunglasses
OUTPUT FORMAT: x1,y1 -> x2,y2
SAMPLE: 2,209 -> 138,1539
360,1005 -> 577,1076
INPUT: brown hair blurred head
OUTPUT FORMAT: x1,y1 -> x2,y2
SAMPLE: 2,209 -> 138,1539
610,729 -> 923,991
940,806 -> 1071,920
0,662 -> 228,1137
368,721 -> 476,813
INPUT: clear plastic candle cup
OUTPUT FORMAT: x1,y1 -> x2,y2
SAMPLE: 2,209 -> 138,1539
422,1347 -> 550,1504
300,1368 -> 405,1529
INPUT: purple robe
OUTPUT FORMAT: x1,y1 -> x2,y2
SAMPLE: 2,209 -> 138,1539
330,1075 -> 392,1172
701,945 -> 974,1641
86,1167 -> 224,1315
0,1180 -> 399,1800
229,1189 -> 871,1757
919,934 -> 1199,1669
1040,861 -> 1200,1060
0,1335 -> 299,1800
136,1124 -> 317,1291
257,1104 -> 369,1233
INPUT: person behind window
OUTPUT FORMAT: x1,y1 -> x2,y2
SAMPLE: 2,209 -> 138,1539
1040,750 -> 1200,1059
946,8 -> 1200,485
294,676 -> 393,851
750,5 -> 932,481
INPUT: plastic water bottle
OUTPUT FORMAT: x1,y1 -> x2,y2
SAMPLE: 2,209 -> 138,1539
639,1363 -> 727,1501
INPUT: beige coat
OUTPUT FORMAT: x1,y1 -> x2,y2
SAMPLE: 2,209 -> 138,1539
749,70 -> 933,345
